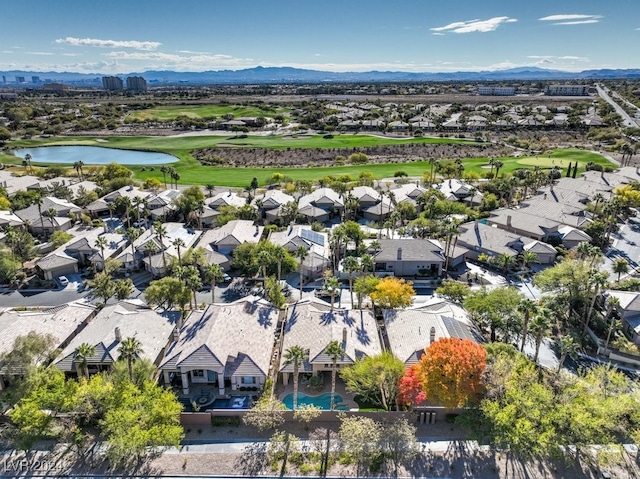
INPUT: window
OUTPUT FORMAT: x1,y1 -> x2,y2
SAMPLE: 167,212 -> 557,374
191,370 -> 204,378
241,376 -> 256,384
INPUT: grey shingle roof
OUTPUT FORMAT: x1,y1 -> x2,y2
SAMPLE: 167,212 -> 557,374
457,222 -> 523,257
54,302 -> 177,372
375,239 -> 444,263
161,296 -> 278,378
279,299 -> 382,373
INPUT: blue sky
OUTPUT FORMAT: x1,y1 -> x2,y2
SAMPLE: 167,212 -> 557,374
1,0 -> 638,73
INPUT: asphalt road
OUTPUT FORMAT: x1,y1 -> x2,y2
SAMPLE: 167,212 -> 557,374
596,84 -> 639,128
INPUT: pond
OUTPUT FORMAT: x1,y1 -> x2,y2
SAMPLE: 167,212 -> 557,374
13,145 -> 178,165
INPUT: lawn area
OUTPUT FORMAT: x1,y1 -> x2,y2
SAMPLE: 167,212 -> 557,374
1,135 -> 616,188
128,104 -> 291,121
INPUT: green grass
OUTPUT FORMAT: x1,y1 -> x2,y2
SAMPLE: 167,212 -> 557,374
128,104 -> 291,121
2,134 -> 616,187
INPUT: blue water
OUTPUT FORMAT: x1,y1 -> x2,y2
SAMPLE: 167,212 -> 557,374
283,392 -> 350,410
13,145 -> 178,165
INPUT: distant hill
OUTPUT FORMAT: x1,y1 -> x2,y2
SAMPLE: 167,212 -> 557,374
2,66 -> 640,86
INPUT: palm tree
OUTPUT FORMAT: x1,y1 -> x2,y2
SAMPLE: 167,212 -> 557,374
143,240 -> 158,271
583,271 -> 609,334
557,335 -> 578,373
160,165 -> 169,189
74,342 -> 95,378
94,236 -> 109,271
45,207 -> 57,234
428,158 -> 438,184
325,340 -> 345,411
519,250 -> 539,271
132,196 -> 148,224
529,309 -> 552,363
324,276 -> 341,311
172,238 -> 186,266
257,250 -> 272,283
496,253 -> 516,274
613,257 -> 630,282
204,263 -> 224,303
73,160 -> 85,181
125,227 -> 141,262
604,296 -> 621,351
24,153 -> 33,174
118,337 -> 142,382
34,193 -> 45,236
360,253 -> 374,274
283,345 -> 309,411
493,159 -> 504,179
153,222 -> 168,273
517,299 -> 537,352
295,245 -> 308,300
343,256 -> 360,307
273,246 -> 287,280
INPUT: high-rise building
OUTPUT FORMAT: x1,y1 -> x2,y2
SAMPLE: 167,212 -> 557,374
102,76 -> 123,91
31,76 -> 40,84
15,76 -> 25,84
126,76 -> 147,92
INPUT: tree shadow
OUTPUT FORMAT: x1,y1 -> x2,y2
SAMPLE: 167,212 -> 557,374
234,442 -> 268,477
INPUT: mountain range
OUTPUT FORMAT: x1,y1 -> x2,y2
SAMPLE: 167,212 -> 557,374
2,66 -> 640,85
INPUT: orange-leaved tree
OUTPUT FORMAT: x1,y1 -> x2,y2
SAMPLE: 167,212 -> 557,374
398,364 -> 426,408
417,337 -> 486,408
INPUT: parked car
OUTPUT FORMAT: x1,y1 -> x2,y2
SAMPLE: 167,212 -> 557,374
58,276 -> 69,287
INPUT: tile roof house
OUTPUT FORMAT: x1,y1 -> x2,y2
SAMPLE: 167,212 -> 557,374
15,196 -> 81,235
206,191 -> 247,210
457,221 -> 525,260
604,290 -> 640,345
279,298 -> 382,385
383,298 -> 481,365
487,209 -> 563,242
160,296 -> 278,395
35,250 -> 79,280
374,238 -> 445,277
196,220 -> 263,255
0,301 -> 97,389
268,225 -> 330,279
142,223 -> 202,276
54,301 -> 178,377
298,188 -> 344,219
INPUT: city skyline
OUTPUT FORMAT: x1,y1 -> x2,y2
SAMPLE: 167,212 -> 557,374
2,0 -> 639,74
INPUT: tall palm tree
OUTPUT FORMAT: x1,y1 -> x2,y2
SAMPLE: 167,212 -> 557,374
125,227 -> 141,262
493,159 -> 504,179
529,309 -> 552,363
204,263 -> 224,303
295,245 -> 308,300
73,160 -> 85,181
94,236 -> 109,271
118,337 -> 142,382
613,257 -> 630,282
343,256 -> 360,307
34,193 -> 45,236
517,299 -> 537,352
143,240 -> 158,271
45,207 -> 57,234
360,254 -> 374,274
257,250 -> 272,283
153,222 -> 168,272
160,165 -> 169,189
283,345 -> 309,411
172,238 -> 186,266
324,276 -> 341,311
604,296 -> 621,351
132,196 -> 147,224
74,342 -> 95,378
325,340 -> 345,410
557,335 -> 578,373
273,246 -> 287,280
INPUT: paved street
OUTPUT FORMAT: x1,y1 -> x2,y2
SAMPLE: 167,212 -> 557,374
597,84 -> 639,128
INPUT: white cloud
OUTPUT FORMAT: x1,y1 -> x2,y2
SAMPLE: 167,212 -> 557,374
431,17 -> 517,34
55,37 -> 161,50
527,55 -> 590,62
539,14 -> 602,25
102,51 -> 255,70
25,51 -> 53,56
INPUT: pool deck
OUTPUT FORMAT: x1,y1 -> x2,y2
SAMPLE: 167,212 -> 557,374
277,377 -> 359,411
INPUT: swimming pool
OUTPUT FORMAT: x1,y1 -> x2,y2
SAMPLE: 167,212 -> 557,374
282,392 -> 351,411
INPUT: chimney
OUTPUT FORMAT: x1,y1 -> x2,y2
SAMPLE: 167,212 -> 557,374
416,180 -> 419,186
114,327 -> 122,342
506,215 -> 512,227
397,247 -> 403,260
429,326 -> 436,344
172,328 -> 180,342
342,327 -> 347,345
543,193 -> 547,200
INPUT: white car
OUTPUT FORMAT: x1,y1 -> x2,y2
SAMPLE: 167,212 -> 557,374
58,276 -> 69,287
